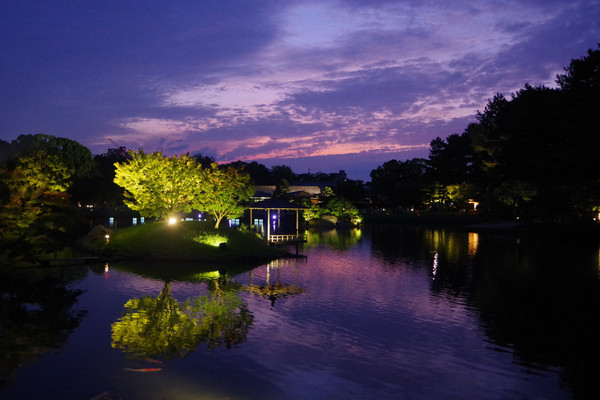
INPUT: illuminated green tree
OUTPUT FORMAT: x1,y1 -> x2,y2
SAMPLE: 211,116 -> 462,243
193,164 -> 254,228
446,182 -> 476,210
9,134 -> 94,204
114,151 -> 253,226
11,151 -> 72,193
111,281 -> 253,359
422,182 -> 450,209
301,199 -> 323,221
325,197 -> 361,223
0,151 -> 74,258
114,150 -> 202,219
301,190 -> 361,225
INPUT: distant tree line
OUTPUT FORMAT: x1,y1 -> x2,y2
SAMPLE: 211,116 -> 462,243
370,45 -> 600,222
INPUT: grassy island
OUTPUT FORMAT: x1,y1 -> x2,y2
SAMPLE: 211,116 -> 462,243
82,221 -> 288,262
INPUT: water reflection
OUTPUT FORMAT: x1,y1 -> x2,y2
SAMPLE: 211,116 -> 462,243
466,234 -> 600,399
367,225 -> 600,397
111,275 -> 253,360
0,267 -> 87,387
111,260 -> 260,283
305,228 -> 362,249
3,226 -> 600,399
246,258 -> 306,307
468,231 -> 479,258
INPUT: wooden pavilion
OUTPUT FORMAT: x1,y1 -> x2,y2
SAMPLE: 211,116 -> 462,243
247,198 -> 307,244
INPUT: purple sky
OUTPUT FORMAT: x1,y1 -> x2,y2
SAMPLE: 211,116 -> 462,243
1,1 -> 599,181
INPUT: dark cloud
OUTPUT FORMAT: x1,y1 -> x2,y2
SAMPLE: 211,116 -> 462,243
490,1 -> 600,88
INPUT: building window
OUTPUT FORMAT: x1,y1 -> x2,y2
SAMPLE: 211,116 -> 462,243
253,218 -> 264,235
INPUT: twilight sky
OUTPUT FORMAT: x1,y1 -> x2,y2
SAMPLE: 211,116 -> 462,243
1,1 -> 599,181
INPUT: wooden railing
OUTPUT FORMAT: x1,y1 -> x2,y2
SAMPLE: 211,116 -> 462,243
268,234 -> 306,242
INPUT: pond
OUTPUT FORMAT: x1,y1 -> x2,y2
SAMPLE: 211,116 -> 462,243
1,225 -> 600,399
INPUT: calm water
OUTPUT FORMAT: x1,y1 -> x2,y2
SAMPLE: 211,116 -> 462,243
2,225 -> 600,400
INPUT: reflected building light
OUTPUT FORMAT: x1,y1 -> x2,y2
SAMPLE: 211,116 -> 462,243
432,252 -> 438,280
468,232 -> 479,258
104,263 -> 109,279
427,230 -> 443,250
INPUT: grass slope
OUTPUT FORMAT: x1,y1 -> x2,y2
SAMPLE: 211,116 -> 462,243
102,221 -> 286,261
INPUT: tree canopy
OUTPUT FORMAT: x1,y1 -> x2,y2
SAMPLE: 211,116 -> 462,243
10,134 -> 94,182
370,44 -> 600,220
192,164 -> 255,229
114,150 -> 200,219
114,150 -> 254,227
370,158 -> 427,208
0,135 -> 92,260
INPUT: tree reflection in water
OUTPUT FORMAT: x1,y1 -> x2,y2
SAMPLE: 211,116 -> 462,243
245,259 -> 306,307
111,276 -> 253,360
305,228 -> 362,250
0,268 -> 86,387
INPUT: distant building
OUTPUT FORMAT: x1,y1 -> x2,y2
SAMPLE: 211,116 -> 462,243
252,185 -> 321,203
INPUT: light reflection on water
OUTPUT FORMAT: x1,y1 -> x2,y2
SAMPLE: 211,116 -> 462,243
1,225 -> 600,399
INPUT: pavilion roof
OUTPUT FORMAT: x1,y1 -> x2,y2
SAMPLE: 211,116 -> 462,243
248,198 -> 307,210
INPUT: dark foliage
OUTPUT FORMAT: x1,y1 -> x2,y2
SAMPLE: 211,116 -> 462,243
370,44 -> 600,221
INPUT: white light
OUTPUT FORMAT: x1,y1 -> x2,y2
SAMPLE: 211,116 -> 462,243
168,217 -> 177,225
